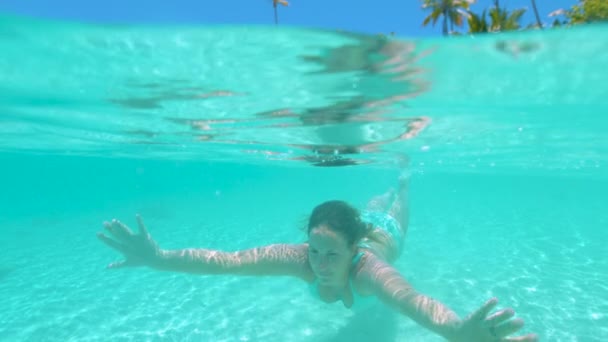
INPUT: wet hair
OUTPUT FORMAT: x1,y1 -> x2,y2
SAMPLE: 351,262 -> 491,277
307,200 -> 370,246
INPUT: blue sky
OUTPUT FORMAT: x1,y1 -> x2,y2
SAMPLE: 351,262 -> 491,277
0,0 -> 576,37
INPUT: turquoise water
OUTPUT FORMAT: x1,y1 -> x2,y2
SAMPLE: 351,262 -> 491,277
1,15 -> 607,341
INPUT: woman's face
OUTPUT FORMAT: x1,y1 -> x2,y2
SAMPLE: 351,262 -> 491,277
308,224 -> 356,286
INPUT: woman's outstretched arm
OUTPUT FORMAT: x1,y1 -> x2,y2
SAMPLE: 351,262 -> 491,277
156,243 -> 309,277
97,215 -> 310,279
357,254 -> 537,342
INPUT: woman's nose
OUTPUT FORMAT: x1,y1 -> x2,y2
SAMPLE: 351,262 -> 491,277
317,255 -> 330,269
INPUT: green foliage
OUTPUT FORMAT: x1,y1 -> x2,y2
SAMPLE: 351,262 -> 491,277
488,6 -> 526,31
424,0 -> 608,36
467,10 -> 488,33
567,0 -> 608,24
421,0 -> 474,36
466,6 -> 526,33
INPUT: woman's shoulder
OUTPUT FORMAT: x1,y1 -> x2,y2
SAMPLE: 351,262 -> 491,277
252,243 -> 312,276
351,251 -> 396,292
291,242 -> 315,283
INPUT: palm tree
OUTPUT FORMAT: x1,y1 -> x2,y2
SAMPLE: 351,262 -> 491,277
530,0 -> 543,28
488,6 -> 526,31
272,0 -> 289,25
421,0 -> 475,36
468,10 -> 489,33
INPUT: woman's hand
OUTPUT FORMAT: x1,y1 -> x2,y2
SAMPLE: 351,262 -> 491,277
97,214 -> 162,269
453,298 -> 538,342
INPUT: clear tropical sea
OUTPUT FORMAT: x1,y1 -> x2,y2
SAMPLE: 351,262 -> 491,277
0,15 -> 607,341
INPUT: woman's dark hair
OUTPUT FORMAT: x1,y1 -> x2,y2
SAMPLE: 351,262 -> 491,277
307,200 -> 370,246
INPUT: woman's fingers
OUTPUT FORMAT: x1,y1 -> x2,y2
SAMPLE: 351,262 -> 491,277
103,221 -> 122,240
504,333 -> 539,342
107,260 -> 127,269
470,297 -> 499,321
135,214 -> 150,238
112,219 -> 135,238
470,300 -> 532,341
103,220 -> 131,243
99,216 -> 156,269
97,232 -> 127,254
494,318 -> 525,338
485,308 -> 515,326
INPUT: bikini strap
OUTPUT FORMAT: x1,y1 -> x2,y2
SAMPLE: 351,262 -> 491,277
351,251 -> 365,268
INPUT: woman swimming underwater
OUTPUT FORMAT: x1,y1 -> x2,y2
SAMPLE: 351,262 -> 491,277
98,173 -> 537,342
